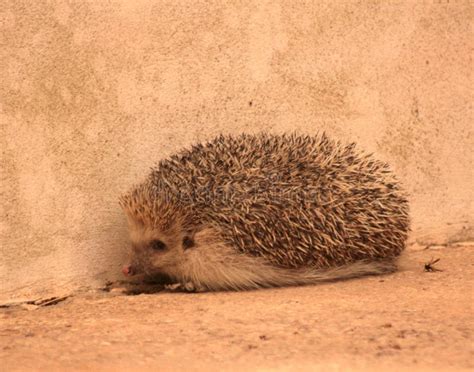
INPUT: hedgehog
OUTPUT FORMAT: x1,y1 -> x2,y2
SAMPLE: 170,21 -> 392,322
119,133 -> 409,291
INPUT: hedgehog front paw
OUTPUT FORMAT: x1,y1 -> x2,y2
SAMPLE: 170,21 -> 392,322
182,281 -> 206,293
164,283 -> 182,291
165,282 -> 206,293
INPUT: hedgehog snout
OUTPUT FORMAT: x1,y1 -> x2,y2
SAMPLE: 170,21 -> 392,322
122,264 -> 135,277
122,250 -> 154,277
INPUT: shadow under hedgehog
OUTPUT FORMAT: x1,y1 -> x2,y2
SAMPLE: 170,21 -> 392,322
119,133 -> 409,292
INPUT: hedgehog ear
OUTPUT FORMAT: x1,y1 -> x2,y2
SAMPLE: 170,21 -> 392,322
182,236 -> 195,249
182,230 -> 196,250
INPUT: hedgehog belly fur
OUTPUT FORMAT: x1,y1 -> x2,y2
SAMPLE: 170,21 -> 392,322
166,227 -> 398,291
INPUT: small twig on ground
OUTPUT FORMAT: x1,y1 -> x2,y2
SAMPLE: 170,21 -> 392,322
33,296 -> 70,307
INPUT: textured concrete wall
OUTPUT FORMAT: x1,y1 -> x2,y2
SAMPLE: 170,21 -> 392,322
1,1 -> 472,300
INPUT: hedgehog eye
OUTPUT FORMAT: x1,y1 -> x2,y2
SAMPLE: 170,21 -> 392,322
182,236 -> 195,249
150,240 -> 167,251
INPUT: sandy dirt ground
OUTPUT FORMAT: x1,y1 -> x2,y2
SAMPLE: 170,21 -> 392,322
1,245 -> 473,372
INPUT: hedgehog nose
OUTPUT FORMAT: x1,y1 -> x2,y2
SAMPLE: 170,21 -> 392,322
122,265 -> 134,277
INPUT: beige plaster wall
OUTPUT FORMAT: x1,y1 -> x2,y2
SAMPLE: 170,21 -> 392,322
1,1 -> 472,300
